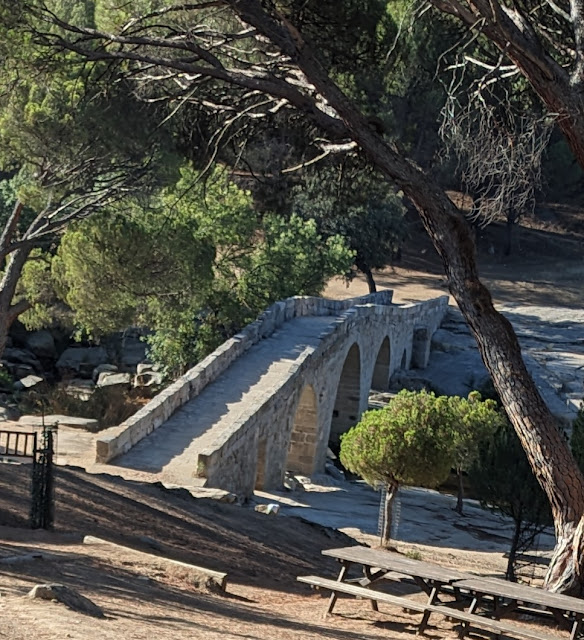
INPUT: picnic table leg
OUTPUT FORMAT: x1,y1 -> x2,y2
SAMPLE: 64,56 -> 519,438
326,561 -> 351,616
364,566 -> 379,612
418,585 -> 440,634
569,615 -> 582,640
457,595 -> 481,639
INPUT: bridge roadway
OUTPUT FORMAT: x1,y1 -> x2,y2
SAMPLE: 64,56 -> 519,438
105,315 -> 338,486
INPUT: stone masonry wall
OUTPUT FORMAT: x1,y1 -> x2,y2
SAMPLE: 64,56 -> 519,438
197,296 -> 449,496
95,291 -> 395,463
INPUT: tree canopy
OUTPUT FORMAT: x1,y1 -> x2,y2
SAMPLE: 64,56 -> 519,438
49,165 -> 353,374
340,389 -> 456,545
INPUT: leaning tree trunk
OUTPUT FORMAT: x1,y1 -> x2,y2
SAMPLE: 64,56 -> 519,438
0,201 -> 34,358
0,246 -> 34,357
232,12 -> 584,592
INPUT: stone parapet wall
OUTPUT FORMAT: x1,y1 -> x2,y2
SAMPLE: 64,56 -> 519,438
95,290 -> 396,463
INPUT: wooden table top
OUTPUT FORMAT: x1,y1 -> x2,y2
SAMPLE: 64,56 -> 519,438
453,577 -> 584,615
322,546 -> 474,583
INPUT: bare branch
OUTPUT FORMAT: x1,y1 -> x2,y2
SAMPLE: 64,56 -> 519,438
0,201 -> 24,257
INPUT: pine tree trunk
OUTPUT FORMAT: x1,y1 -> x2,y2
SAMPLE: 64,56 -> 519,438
380,483 -> 399,548
364,267 -> 377,294
0,247 -> 33,358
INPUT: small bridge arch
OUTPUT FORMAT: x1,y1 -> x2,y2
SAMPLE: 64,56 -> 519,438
329,342 -> 361,455
371,336 -> 391,391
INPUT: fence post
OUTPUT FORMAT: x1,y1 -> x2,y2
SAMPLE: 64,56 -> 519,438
31,424 -> 55,529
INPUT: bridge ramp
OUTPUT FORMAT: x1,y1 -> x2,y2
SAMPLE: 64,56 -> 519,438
106,316 -> 337,486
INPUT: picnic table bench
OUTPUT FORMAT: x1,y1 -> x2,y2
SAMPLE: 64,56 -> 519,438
297,545 -> 577,640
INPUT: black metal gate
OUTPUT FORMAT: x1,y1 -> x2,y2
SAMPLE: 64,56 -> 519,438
0,426 -> 55,529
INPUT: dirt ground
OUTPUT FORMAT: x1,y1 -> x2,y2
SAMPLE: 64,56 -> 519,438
0,465 -> 562,640
0,213 -> 582,639
325,212 -> 584,308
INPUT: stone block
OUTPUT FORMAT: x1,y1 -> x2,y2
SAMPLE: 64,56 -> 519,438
97,371 -> 131,389
13,375 -> 44,391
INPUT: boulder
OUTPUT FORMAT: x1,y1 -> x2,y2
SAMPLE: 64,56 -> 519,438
13,375 -> 44,391
136,362 -> 159,375
28,583 -> 104,618
92,363 -> 118,383
254,503 -> 280,515
134,370 -> 164,388
13,364 -> 37,380
0,404 -> 20,421
25,330 -> 57,360
119,335 -> 148,369
96,371 -> 132,389
63,378 -> 95,400
3,347 -> 42,373
56,347 -> 108,377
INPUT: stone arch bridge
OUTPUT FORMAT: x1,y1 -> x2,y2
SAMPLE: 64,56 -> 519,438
95,291 -> 448,497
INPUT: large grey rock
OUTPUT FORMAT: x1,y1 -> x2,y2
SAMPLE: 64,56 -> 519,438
92,363 -> 118,383
0,404 -> 20,421
3,347 -> 42,372
134,370 -> 164,387
119,336 -> 148,369
13,375 -> 44,391
28,583 -> 104,618
25,330 -> 57,360
136,362 -> 159,375
96,371 -> 131,389
64,378 -> 95,400
57,347 -> 108,377
13,364 -> 37,380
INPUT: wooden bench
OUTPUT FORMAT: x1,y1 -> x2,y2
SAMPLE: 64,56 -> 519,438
297,575 -> 560,640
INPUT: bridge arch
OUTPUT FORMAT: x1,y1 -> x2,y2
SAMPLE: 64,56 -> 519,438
371,336 -> 391,391
286,384 -> 319,475
329,343 -> 361,455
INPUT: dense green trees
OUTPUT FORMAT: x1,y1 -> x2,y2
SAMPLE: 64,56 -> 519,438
49,166 -> 352,374
290,164 -> 406,292
0,9 -> 175,356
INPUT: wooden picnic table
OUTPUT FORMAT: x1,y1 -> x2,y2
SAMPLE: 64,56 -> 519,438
453,576 -> 584,640
321,545 -> 471,604
297,546 -> 570,640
